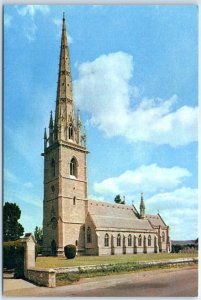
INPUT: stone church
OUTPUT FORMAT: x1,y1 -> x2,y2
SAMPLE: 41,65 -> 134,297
42,15 -> 171,256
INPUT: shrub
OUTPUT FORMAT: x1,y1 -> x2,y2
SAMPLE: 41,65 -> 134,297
3,241 -> 25,278
64,244 -> 76,259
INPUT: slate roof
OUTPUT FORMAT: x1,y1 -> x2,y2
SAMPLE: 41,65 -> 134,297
145,214 -> 167,227
88,199 -> 154,231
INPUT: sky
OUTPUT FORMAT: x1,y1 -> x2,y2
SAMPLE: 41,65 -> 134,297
4,5 -> 198,240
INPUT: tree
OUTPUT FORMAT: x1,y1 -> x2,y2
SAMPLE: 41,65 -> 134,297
114,195 -> 125,205
3,202 -> 24,242
34,226 -> 43,246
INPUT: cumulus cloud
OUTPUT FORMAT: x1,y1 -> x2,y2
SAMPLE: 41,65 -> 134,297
16,5 -> 50,18
146,188 -> 198,239
16,5 -> 50,42
94,163 -> 191,198
74,52 -> 198,147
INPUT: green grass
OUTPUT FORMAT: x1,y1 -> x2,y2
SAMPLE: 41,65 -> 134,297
36,252 -> 198,269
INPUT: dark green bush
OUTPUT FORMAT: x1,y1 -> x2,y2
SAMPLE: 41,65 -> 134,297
64,244 -> 76,259
3,241 -> 25,278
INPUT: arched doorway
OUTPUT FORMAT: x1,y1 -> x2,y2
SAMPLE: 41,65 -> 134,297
51,240 -> 57,256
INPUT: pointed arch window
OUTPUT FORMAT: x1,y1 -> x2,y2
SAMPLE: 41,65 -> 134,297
87,227 -> 92,243
162,232 -> 165,243
148,235 -> 151,246
51,159 -> 56,177
70,157 -> 77,177
128,234 -> 132,246
117,234 -> 121,247
104,233 -> 109,247
138,235 -> 142,247
68,123 -> 73,140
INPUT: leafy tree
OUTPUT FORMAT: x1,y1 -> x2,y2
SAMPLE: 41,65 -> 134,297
114,195 -> 125,205
3,202 -> 24,242
34,226 -> 43,246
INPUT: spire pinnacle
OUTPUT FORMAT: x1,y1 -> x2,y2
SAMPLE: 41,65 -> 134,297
140,192 -> 145,209
77,109 -> 81,126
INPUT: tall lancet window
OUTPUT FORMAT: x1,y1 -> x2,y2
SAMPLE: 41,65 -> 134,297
51,159 -> 56,177
70,157 -> 77,177
68,123 -> 73,140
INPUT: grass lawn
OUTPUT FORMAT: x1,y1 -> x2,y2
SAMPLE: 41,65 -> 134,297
36,252 -> 198,269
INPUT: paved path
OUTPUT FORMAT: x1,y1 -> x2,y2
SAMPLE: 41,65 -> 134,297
3,266 -> 198,297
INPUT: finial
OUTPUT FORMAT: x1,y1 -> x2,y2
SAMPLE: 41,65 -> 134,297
63,12 -> 65,21
49,111 -> 53,128
44,127 -> 47,139
77,109 -> 81,126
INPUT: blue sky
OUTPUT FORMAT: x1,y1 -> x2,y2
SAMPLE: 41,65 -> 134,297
4,5 -> 198,240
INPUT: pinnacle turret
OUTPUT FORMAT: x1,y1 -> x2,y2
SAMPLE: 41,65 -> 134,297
140,192 -> 145,219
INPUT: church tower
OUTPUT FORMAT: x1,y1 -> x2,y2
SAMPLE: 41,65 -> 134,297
42,14 -> 88,256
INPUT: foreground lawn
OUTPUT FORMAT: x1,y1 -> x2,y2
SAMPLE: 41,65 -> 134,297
36,252 -> 198,269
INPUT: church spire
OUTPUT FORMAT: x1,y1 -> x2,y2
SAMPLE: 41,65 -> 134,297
55,13 -> 74,141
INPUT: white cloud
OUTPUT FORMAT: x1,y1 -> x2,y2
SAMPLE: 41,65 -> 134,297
16,5 -> 50,18
146,188 -> 198,240
16,5 -> 50,42
4,14 -> 13,27
53,18 -> 73,44
74,52 -> 198,147
94,163 -> 191,198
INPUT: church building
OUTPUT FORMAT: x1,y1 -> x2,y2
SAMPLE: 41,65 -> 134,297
42,15 -> 171,256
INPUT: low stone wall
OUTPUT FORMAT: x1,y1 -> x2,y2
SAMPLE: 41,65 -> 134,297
26,257 -> 198,288
27,268 -> 56,288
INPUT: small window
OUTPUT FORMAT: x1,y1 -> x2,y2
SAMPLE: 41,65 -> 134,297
51,185 -> 55,193
68,123 -> 73,139
117,234 -> 121,247
104,233 -> 109,247
128,234 -> 132,246
73,196 -> 76,205
138,235 -> 142,247
162,232 -> 165,243
70,157 -> 77,177
51,159 -> 55,177
148,235 -> 151,246
75,240 -> 78,246
87,227 -> 92,243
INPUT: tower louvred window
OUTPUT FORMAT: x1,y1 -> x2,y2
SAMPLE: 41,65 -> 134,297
51,159 -> 56,177
68,123 -> 73,139
70,157 -> 77,177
